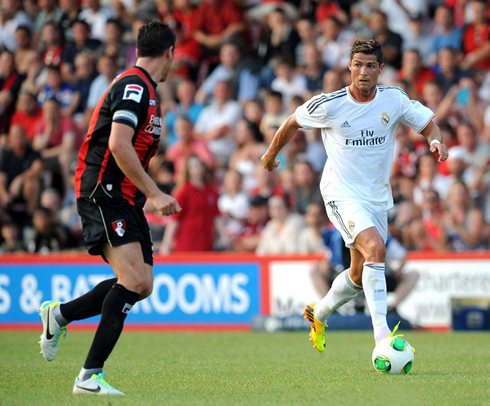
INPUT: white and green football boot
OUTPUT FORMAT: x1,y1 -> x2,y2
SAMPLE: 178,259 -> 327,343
39,301 -> 67,361
73,373 -> 125,395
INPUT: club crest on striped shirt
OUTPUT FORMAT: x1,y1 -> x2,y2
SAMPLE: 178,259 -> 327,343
381,112 -> 390,125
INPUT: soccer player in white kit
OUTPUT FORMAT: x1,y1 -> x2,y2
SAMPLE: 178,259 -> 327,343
261,39 -> 448,352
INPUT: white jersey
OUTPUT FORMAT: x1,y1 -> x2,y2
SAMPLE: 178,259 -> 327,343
295,85 -> 434,209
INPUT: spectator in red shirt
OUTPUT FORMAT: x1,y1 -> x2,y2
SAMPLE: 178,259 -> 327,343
32,98 -> 78,194
193,0 -> 245,54
10,91 -> 42,141
461,0 -> 490,70
160,156 -> 220,253
165,116 -> 214,182
172,0 -> 201,76
399,49 -> 436,99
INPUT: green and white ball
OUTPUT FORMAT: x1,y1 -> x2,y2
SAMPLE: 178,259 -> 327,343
372,337 -> 414,374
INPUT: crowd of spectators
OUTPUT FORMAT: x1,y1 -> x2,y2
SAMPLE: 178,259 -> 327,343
0,0 -> 489,259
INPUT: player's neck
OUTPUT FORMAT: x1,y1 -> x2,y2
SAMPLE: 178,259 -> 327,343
136,58 -> 163,85
349,84 -> 377,103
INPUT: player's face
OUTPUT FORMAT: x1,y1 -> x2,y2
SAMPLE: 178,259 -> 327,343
349,53 -> 383,93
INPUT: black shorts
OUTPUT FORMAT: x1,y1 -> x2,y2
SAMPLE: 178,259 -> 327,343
77,196 -> 153,266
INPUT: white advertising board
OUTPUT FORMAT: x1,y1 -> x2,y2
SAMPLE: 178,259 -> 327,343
269,258 -> 490,328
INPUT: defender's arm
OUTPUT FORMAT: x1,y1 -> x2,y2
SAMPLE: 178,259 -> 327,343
420,121 -> 448,163
109,122 -> 181,215
261,113 -> 302,172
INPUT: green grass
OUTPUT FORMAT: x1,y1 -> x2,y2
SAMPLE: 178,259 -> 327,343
1,330 -> 490,405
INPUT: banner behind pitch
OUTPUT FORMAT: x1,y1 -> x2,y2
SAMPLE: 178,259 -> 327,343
0,262 -> 260,324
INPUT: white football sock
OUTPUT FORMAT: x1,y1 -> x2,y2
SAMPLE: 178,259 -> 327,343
362,262 -> 390,343
315,269 -> 362,323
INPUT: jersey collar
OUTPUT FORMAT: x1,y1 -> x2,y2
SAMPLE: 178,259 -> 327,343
347,85 -> 379,105
134,66 -> 158,88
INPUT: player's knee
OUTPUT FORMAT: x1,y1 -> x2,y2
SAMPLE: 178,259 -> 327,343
138,278 -> 153,299
365,239 -> 386,262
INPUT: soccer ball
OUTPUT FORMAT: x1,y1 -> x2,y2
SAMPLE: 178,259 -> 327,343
372,337 -> 414,374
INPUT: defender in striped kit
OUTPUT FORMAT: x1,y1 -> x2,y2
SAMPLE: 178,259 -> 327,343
39,22 -> 181,395
262,39 -> 448,353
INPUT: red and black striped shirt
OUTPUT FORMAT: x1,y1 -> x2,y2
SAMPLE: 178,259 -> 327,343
75,66 -> 161,208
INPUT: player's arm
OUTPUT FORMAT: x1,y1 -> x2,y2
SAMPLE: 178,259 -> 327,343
420,121 -> 448,163
108,122 -> 181,216
261,113 -> 301,172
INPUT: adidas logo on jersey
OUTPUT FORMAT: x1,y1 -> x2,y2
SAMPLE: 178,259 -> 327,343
341,121 -> 351,128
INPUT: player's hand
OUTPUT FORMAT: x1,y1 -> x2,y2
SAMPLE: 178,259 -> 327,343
431,142 -> 449,163
261,153 -> 280,172
150,192 -> 181,216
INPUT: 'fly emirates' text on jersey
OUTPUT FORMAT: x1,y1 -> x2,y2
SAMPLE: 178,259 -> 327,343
295,86 -> 434,209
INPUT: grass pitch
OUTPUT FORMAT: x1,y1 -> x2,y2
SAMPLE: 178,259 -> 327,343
1,330 -> 490,405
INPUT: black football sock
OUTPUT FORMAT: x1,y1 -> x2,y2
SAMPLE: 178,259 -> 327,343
83,283 -> 139,370
58,278 -> 117,326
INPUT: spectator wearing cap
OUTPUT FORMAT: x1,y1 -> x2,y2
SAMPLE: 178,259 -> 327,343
256,195 -> 304,255
165,116 -> 214,182
10,91 -> 42,141
192,0 -> 245,55
78,0 -> 115,42
234,195 -> 269,252
461,0 -> 490,70
0,0 -> 32,52
369,10 -> 403,70
32,98 -> 78,194
0,217 -> 25,252
40,22 -> 64,67
317,16 -> 354,71
0,124 -> 43,217
14,25 -> 36,75
429,5 -> 463,66
399,49 -> 436,100
0,50 -> 25,134
292,160 -> 323,215
196,41 -> 260,103
194,80 -> 241,167
95,19 -> 129,71
62,20 -> 101,65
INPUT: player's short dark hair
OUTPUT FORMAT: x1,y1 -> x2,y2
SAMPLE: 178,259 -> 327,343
350,38 -> 384,65
137,21 -> 176,58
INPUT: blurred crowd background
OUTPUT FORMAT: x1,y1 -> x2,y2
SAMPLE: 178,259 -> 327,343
0,0 -> 489,262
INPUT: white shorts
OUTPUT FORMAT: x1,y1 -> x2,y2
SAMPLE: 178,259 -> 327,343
324,200 -> 388,249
